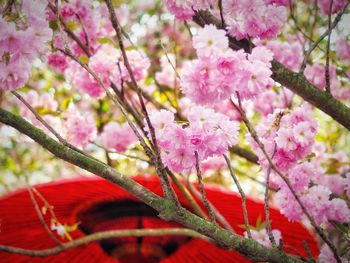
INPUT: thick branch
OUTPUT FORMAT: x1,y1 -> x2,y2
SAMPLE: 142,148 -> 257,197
192,10 -> 350,131
0,108 -> 304,263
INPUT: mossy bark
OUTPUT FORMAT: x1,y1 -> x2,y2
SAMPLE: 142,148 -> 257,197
0,108 -> 304,263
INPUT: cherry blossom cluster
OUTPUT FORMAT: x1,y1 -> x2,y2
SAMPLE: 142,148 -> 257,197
319,244 -> 350,263
16,90 -> 63,135
63,44 -> 150,98
252,104 -> 317,171
149,106 -> 239,173
181,25 -> 274,106
47,1 -> 150,98
223,0 -> 287,40
318,0 -> 347,14
155,54 -> 179,88
164,0 -> 286,41
274,161 -> 350,225
0,1 -> 52,91
164,0 -> 216,20
63,106 -> 97,149
264,40 -> 303,71
244,228 -> 282,248
253,89 -> 293,116
336,37 -> 350,64
100,121 -> 137,152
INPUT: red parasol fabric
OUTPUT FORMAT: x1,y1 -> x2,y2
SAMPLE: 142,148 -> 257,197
0,175 -> 319,262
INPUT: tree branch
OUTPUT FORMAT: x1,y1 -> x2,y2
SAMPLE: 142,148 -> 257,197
192,10 -> 350,131
0,107 -> 305,263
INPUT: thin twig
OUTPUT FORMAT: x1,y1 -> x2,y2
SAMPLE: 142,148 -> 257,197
194,152 -> 216,224
166,168 -> 207,219
27,186 -> 63,246
309,0 -> 319,46
223,154 -> 251,238
104,0 -> 179,205
11,91 -> 90,158
218,0 -> 225,28
302,241 -> 316,263
159,41 -> 181,79
231,94 -> 342,263
264,166 -> 276,246
48,2 -> 91,57
184,174 -> 234,232
184,21 -> 193,38
299,2 -> 349,73
325,0 -> 334,94
91,141 -> 151,164
0,228 -> 208,257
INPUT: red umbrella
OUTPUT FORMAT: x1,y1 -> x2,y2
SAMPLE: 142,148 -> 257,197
0,175 -> 319,262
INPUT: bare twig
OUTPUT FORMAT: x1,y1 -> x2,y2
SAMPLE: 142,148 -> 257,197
302,241 -> 316,263
11,91 -> 91,158
264,166 -> 276,247
299,2 -> 349,73
231,94 -> 342,263
223,154 -> 251,238
218,0 -> 225,28
184,21 -> 193,38
0,228 -> 208,257
185,174 -> 235,232
104,0 -> 179,205
194,152 -> 216,224
27,186 -> 63,246
159,41 -> 181,80
91,141 -> 151,164
48,2 -> 91,57
325,0 -> 334,94
166,168 -> 208,219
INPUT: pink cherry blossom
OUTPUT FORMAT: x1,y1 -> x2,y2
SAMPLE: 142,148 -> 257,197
65,60 -> 105,98
48,52 -> 68,73
101,122 -> 137,152
192,25 -> 229,57
150,106 -> 239,173
0,56 -> 31,91
319,244 -> 350,263
155,54 -> 179,87
336,38 -> 350,63
265,40 -> 302,71
121,49 -> 150,82
89,44 -> 122,86
225,0 -> 286,40
327,198 -> 350,223
164,0 -> 215,20
245,228 -> 282,248
318,0 -> 346,14
64,107 -> 97,149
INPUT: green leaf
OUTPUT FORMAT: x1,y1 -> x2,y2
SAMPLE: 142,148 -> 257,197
97,37 -> 115,45
61,98 -> 72,111
49,20 -> 59,31
79,55 -> 89,64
